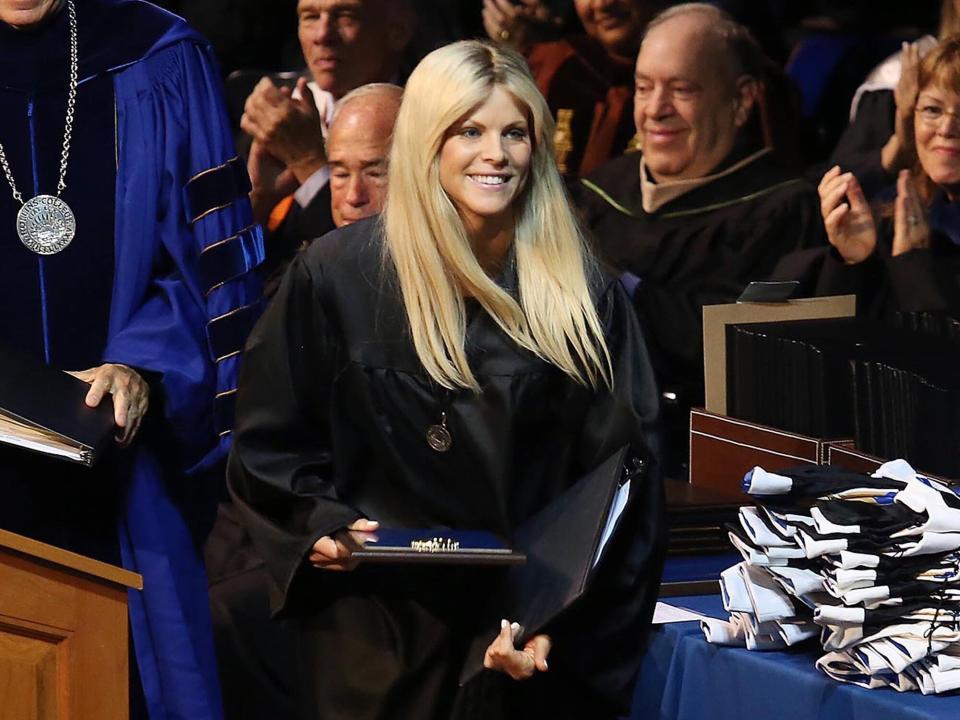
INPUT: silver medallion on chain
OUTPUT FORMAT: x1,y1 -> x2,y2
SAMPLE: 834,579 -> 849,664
0,0 -> 79,255
17,195 -> 76,254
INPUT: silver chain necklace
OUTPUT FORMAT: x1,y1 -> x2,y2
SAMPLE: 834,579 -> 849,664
0,0 -> 78,255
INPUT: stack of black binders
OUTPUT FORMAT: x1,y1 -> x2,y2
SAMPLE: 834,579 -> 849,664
726,318 -> 960,478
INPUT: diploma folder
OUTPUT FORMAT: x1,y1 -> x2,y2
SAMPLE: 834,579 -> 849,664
459,444 -> 633,685
0,347 -> 115,466
351,529 -> 526,565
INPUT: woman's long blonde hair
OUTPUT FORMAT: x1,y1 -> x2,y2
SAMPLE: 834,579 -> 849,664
382,40 -> 611,392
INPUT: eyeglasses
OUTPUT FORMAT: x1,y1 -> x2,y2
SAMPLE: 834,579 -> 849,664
915,104 -> 960,126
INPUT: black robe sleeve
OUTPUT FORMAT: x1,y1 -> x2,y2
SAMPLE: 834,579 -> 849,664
547,278 -> 667,716
884,238 -> 960,316
829,90 -> 897,200
227,253 -> 362,606
577,274 -> 661,466
633,182 -> 827,400
790,219 -> 960,321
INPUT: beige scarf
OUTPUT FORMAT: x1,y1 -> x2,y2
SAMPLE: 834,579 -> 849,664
640,147 -> 772,214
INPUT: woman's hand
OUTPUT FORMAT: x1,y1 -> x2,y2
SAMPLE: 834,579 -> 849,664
894,41 -> 921,127
483,619 -> 551,681
67,363 -> 149,446
892,169 -> 930,256
883,42 -> 921,172
818,165 -> 878,264
308,519 -> 379,571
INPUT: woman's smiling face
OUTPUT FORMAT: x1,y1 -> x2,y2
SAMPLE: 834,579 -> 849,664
438,85 -> 532,238
915,84 -> 960,194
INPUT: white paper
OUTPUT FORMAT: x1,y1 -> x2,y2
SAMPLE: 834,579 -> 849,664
592,478 -> 630,567
653,602 -> 713,624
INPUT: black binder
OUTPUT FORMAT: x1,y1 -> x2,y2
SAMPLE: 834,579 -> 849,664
0,347 -> 116,466
458,444 -> 635,684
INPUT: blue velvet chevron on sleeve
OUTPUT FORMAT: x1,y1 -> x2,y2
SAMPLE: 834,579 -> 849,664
106,32 -> 263,720
108,38 -> 264,470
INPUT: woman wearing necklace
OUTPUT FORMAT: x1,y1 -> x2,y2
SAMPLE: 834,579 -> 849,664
229,40 -> 664,720
0,0 -> 263,718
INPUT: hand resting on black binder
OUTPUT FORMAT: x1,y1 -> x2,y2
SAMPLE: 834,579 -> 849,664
484,619 -> 552,680
459,445 -> 639,686
0,347 -> 148,465
67,362 -> 149,447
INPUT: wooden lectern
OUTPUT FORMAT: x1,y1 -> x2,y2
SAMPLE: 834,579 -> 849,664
0,528 -> 142,720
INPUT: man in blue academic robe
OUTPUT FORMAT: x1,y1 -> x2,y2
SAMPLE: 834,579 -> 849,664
0,1 -> 263,717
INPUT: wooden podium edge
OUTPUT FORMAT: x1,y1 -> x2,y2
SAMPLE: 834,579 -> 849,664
0,527 -> 142,590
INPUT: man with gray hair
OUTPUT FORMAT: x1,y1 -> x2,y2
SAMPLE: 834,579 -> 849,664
241,0 -> 414,276
326,83 -> 403,228
255,83 -> 403,294
574,3 -> 825,477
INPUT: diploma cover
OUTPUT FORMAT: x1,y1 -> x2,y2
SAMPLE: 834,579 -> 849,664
459,444 -> 635,684
0,347 -> 115,466
351,528 -> 526,565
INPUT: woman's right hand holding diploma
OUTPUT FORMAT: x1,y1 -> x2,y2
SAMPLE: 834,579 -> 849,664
484,619 -> 551,680
309,519 -> 379,571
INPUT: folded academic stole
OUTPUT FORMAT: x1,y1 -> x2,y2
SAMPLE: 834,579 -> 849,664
706,460 -> 960,694
0,346 -> 115,466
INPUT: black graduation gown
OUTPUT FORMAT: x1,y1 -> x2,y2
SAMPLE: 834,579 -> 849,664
828,89 -> 897,200
259,183 -> 336,298
572,151 -> 827,477
789,214 -> 960,324
227,217 -> 665,720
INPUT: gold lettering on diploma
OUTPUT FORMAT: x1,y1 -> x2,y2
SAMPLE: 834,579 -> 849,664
554,109 -> 574,174
409,537 -> 461,553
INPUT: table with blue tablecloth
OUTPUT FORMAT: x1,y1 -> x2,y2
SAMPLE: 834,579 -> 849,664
630,595 -> 960,720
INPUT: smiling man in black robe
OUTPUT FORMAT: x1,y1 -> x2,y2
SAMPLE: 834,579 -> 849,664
573,3 -> 826,478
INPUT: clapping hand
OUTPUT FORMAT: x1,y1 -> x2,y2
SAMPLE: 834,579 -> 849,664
247,138 -> 299,224
482,0 -> 557,53
892,169 -> 930,256
882,41 -> 921,172
894,42 -> 921,147
241,77 -> 327,184
818,165 -> 878,264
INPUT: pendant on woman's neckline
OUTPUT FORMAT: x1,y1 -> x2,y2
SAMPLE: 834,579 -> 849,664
426,411 -> 452,452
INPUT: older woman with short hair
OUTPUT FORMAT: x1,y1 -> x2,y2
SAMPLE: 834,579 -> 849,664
818,34 -> 960,319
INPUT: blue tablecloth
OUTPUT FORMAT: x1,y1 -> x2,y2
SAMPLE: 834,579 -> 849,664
630,595 -> 960,720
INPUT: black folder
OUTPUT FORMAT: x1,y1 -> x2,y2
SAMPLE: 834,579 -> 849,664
0,347 -> 116,466
350,528 -> 526,565
458,444 -> 634,685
